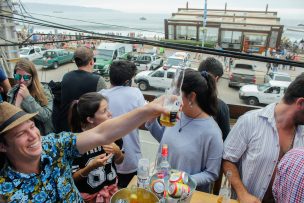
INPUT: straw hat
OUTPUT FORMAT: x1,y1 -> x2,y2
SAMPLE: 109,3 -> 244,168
0,102 -> 37,135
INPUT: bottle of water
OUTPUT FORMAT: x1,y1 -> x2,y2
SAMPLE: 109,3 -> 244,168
137,158 -> 150,189
218,170 -> 232,203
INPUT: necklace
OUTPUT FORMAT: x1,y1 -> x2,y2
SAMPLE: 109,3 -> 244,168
280,127 -> 296,157
178,112 -> 203,133
274,110 -> 297,157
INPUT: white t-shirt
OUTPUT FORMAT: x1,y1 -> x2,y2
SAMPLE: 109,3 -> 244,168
100,86 -> 146,173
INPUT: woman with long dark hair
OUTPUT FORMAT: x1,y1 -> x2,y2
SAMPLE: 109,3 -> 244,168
7,58 -> 53,135
146,69 -> 223,192
69,92 -> 124,203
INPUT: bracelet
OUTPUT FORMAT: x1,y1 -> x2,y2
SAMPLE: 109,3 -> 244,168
79,171 -> 88,178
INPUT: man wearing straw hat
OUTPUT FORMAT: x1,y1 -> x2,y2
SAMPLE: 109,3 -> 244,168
0,99 -> 167,202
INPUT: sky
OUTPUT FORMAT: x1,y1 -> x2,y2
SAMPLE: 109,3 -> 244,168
22,0 -> 304,20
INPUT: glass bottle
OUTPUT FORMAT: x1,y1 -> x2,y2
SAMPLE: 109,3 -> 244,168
157,144 -> 171,177
137,158 -> 150,189
159,65 -> 185,127
157,144 -> 171,202
217,170 -> 232,203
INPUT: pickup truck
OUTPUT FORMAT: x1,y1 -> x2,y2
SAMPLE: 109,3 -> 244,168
131,53 -> 163,72
134,67 -> 176,91
239,80 -> 291,106
33,49 -> 74,69
229,62 -> 256,88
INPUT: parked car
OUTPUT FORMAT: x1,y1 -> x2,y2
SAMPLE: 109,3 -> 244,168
19,46 -> 46,61
134,67 -> 177,91
33,49 -> 74,69
229,62 -> 256,87
165,52 -> 191,68
131,53 -> 164,72
94,43 -> 133,77
239,80 -> 291,106
264,72 -> 292,83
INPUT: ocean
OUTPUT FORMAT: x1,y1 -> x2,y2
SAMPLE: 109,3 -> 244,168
17,10 -> 169,38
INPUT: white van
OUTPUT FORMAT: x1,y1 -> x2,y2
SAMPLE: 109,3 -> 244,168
94,43 -> 133,76
19,46 -> 46,61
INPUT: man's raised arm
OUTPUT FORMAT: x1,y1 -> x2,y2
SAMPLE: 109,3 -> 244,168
76,96 -> 167,154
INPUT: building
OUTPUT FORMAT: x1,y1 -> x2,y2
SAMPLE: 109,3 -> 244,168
164,5 -> 284,53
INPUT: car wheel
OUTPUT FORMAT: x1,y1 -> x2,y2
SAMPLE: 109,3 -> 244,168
247,97 -> 259,106
138,81 -> 149,91
53,62 -> 59,69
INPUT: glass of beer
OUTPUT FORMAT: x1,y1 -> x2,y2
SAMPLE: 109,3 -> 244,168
159,91 -> 181,127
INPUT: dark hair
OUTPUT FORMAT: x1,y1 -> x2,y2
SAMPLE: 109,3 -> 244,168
283,73 -> 304,104
198,57 -> 224,78
109,60 -> 137,86
74,47 -> 94,67
181,69 -> 218,116
68,92 -> 108,132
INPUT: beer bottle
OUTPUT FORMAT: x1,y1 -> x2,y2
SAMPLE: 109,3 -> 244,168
218,170 -> 232,203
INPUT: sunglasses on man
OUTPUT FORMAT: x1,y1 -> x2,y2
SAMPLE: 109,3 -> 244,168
14,74 -> 32,81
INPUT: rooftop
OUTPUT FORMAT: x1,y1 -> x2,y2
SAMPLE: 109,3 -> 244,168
167,8 -> 282,27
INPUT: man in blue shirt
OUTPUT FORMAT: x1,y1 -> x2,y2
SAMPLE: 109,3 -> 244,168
0,98 -> 167,202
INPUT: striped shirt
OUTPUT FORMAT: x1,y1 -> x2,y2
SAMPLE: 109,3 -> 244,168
223,103 -> 304,200
273,148 -> 304,203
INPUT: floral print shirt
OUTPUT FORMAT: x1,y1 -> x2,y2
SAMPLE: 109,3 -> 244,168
0,132 -> 83,202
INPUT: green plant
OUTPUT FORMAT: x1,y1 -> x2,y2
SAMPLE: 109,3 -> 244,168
161,39 -> 215,48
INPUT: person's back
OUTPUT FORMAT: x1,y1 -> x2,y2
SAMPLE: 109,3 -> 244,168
100,60 -> 145,188
57,47 -> 106,132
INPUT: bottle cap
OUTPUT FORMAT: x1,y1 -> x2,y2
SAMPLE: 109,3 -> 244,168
162,144 -> 168,156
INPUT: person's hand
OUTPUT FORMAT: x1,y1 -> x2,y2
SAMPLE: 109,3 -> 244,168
103,143 -> 121,156
87,153 -> 112,171
144,95 -> 178,119
239,193 -> 261,203
15,93 -> 24,107
18,84 -> 30,99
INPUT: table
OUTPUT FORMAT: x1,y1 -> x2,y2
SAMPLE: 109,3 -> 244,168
128,176 -> 239,203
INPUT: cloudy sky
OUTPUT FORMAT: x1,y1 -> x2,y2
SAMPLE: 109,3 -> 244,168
22,0 -> 304,20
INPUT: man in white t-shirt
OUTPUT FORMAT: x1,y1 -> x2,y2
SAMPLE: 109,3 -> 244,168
100,60 -> 146,188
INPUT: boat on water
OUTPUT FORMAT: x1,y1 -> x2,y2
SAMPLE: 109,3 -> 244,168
139,17 -> 147,21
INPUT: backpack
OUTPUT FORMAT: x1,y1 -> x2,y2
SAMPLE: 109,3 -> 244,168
48,80 -> 62,133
